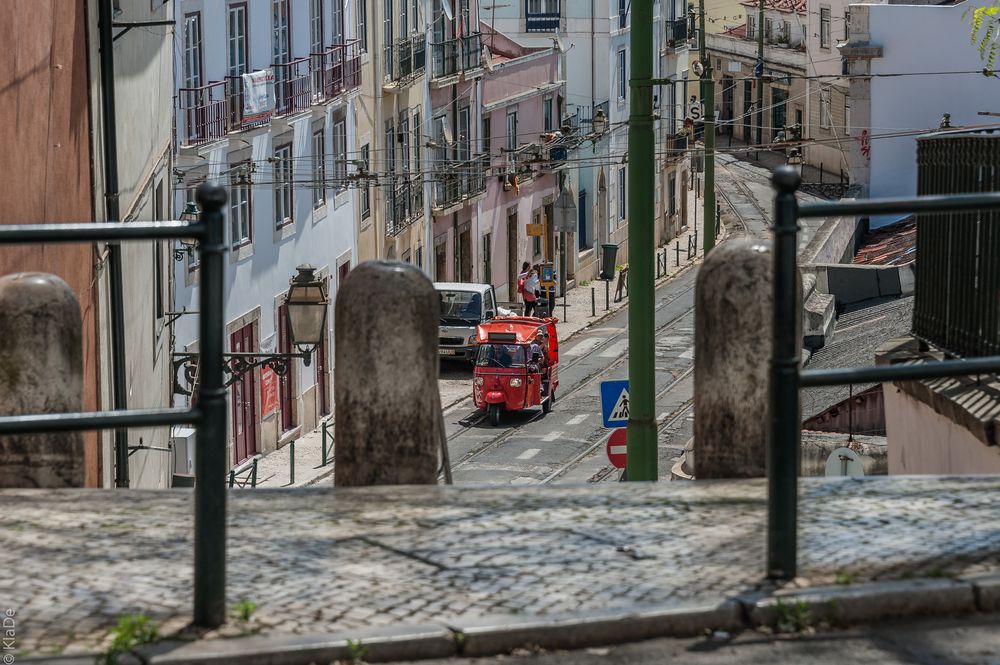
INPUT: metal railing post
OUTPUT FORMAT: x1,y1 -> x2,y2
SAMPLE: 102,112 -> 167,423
768,166 -> 802,581
193,183 -> 228,628
250,458 -> 258,488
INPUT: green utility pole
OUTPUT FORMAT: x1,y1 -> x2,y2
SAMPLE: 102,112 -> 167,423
626,0 -> 657,481
756,0 -> 765,147
699,0 -> 716,253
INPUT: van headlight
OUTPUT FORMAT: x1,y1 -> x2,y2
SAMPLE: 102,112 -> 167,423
468,334 -> 477,344
509,378 -> 523,388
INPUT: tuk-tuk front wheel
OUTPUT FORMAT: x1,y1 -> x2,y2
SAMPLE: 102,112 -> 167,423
488,403 -> 501,427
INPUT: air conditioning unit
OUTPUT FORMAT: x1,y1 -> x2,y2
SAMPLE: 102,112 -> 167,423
171,427 -> 196,476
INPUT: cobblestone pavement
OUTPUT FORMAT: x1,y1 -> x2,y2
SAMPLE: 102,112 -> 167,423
3,476 -> 1000,657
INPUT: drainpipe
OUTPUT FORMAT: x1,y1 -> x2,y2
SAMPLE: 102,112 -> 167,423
97,0 -> 130,488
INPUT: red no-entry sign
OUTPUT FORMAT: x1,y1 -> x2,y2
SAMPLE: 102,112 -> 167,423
606,428 -> 627,469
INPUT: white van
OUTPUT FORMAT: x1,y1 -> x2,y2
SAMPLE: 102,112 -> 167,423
435,282 -> 503,361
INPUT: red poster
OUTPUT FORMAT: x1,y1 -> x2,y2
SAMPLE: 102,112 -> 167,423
260,366 -> 279,417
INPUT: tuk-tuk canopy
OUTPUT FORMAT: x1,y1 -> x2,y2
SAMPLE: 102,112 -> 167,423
476,316 -> 557,344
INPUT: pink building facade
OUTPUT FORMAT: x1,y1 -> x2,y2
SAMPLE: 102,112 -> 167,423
430,25 -> 563,301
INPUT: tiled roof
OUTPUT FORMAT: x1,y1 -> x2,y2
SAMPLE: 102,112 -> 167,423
739,0 -> 806,14
853,217 -> 917,266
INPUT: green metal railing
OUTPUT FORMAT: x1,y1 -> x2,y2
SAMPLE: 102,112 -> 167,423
228,457 -> 258,488
0,184 -> 230,628
768,166 -> 1000,580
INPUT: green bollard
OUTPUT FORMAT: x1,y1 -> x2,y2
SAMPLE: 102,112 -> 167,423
228,470 -> 235,488
321,424 -> 328,466
250,458 -> 258,488
289,441 -> 295,485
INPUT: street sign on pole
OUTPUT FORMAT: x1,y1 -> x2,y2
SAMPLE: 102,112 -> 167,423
606,428 -> 627,468
600,380 -> 630,428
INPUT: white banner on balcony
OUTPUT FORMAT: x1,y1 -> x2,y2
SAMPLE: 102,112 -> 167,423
242,69 -> 275,123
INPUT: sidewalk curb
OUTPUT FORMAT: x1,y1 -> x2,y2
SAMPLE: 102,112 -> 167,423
39,576 -> 998,664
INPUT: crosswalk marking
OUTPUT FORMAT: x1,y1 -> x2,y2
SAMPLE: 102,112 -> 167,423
563,337 -> 607,357
542,431 -> 564,442
567,414 -> 587,425
517,448 -> 541,460
599,339 -> 629,358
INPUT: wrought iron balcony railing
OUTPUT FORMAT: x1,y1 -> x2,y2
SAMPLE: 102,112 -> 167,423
272,57 -> 312,116
433,157 -> 488,210
177,81 -> 228,146
387,35 -> 426,84
431,33 -> 482,80
526,11 -> 560,33
225,75 -> 273,132
664,15 -> 690,49
386,177 -> 424,236
311,40 -> 362,103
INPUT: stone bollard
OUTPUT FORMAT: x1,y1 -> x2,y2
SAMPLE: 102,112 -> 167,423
334,261 -> 441,485
0,273 -> 84,487
693,240 -> 774,478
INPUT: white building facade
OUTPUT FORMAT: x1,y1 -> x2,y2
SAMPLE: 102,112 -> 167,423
843,0 -> 1000,225
172,0 -> 360,468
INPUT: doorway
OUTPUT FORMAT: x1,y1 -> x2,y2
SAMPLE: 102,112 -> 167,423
771,88 -> 788,141
230,322 -> 258,464
316,303 -> 330,417
435,240 -> 448,281
482,232 -> 492,285
277,305 -> 295,433
743,80 -> 752,142
458,227 -> 472,282
507,211 -> 518,300
722,75 -> 735,134
578,189 -> 589,249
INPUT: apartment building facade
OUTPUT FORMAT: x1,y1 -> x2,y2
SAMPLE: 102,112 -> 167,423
173,0 -> 361,467
805,0 -> 852,176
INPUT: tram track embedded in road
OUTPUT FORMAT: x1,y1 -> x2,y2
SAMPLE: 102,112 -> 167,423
448,294 -> 699,476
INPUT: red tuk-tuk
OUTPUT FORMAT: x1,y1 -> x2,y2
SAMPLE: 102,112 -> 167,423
473,316 -> 560,426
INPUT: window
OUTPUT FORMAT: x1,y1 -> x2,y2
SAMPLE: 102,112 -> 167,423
543,97 -> 553,131
383,0 -> 393,79
310,0 -> 324,53
274,144 -> 293,226
272,0 -> 290,63
230,164 -> 252,246
482,116 -> 491,156
525,0 -> 560,32
668,175 -> 676,217
183,13 -> 202,88
506,108 -> 518,151
333,118 -> 347,193
385,120 -> 396,178
820,7 -> 830,48
618,167 -> 626,221
357,0 -> 368,51
844,10 -> 850,41
746,14 -> 755,41
764,18 -> 772,42
313,129 -> 327,207
413,111 -> 421,167
401,0 -> 408,35
227,4 -> 248,77
399,112 -> 410,172
331,0 -> 345,44
618,0 -> 627,29
458,106 -> 471,162
617,48 -> 627,101
360,144 -> 371,219
819,88 -> 831,129
782,21 -> 790,42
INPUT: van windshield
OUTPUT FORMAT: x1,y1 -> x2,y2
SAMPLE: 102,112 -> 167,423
439,291 -> 482,325
476,343 -> 526,368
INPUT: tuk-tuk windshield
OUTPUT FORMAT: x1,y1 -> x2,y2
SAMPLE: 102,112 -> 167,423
476,343 -> 526,368
439,291 -> 482,325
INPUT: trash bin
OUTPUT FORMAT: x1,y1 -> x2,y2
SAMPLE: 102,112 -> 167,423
600,243 -> 619,280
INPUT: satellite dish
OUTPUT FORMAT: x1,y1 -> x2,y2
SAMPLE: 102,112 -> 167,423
825,447 -> 865,477
692,60 -> 705,77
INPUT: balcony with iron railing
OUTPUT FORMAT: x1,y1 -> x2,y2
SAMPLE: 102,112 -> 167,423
663,15 -> 690,51
311,40 -> 362,103
177,80 -> 229,147
272,57 -> 312,116
662,132 -> 689,164
385,35 -> 427,88
912,131 -> 1000,359
430,33 -> 483,84
224,75 -> 273,133
433,157 -> 488,213
386,177 -> 424,236
526,11 -> 561,33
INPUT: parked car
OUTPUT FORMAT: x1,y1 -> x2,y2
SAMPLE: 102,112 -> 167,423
435,282 -> 506,361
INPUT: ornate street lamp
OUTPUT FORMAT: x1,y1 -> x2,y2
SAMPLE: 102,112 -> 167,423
171,265 -> 331,395
284,264 -> 329,366
592,109 -> 608,136
173,202 -> 200,261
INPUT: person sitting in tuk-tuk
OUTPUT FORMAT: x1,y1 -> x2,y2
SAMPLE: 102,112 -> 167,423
528,331 -> 548,376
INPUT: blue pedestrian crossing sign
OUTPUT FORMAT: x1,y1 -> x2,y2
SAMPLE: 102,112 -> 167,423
600,380 -> 630,428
